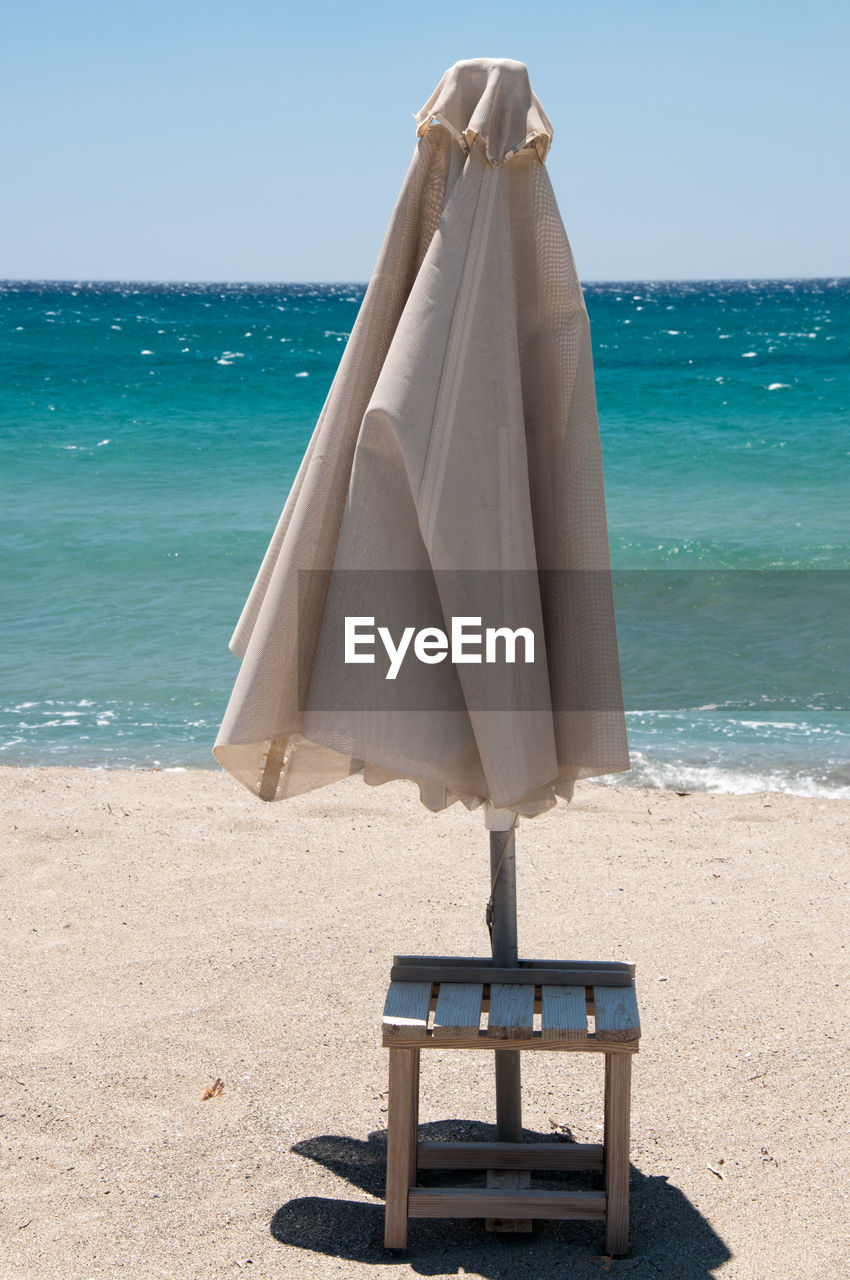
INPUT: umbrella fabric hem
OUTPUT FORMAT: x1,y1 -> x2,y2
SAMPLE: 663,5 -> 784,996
212,733 -> 595,819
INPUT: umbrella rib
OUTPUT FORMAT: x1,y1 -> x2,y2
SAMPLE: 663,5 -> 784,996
485,834 -> 510,942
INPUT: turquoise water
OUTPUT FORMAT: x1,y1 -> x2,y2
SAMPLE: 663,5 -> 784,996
2,278 -> 848,794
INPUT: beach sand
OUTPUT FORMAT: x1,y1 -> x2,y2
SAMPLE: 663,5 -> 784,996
2,764 -> 847,1278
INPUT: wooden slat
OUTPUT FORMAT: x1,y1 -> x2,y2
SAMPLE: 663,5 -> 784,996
393,955 -> 635,978
382,981 -> 432,1042
594,984 -> 640,1042
487,983 -> 534,1039
385,1032 -> 638,1053
258,736 -> 286,801
407,1188 -> 606,1220
540,985 -> 588,1042
432,983 -> 484,1041
417,1141 -> 604,1171
391,964 -> 632,987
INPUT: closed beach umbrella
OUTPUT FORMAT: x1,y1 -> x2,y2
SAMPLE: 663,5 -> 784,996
214,57 -> 629,817
214,55 -> 630,1206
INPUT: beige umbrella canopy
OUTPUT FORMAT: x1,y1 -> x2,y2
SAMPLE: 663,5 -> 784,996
214,57 -> 629,820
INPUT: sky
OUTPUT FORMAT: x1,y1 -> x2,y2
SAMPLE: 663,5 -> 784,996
1,0 -> 848,283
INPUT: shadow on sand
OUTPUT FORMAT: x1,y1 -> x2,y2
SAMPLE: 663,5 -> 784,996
270,1121 -> 732,1276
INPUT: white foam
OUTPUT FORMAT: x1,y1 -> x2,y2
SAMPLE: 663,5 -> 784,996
737,720 -> 802,730
741,351 -> 757,357
598,753 -> 850,799
767,383 -> 790,390
140,349 -> 154,355
295,371 -> 309,377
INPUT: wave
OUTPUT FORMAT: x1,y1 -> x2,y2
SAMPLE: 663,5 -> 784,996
594,750 -> 850,798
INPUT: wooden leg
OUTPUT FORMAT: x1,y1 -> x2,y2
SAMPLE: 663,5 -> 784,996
409,1048 -> 420,1186
604,1053 -> 631,1257
385,1047 -> 417,1249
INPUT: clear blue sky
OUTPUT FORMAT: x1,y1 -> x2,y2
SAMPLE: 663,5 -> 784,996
2,0 -> 847,282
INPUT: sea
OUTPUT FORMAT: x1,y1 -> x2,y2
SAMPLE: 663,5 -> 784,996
2,277 -> 848,796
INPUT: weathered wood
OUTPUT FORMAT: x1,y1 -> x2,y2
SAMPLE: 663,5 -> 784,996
258,737 -> 286,801
486,1167 -> 532,1232
391,963 -> 633,987
540,985 -> 588,1042
393,955 -> 635,978
384,1048 -> 417,1249
432,983 -> 483,1041
417,1141 -> 604,1170
594,984 -> 641,1042
409,1050 -> 420,1186
487,983 -> 535,1040
381,1029 -> 639,1052
382,981 -> 432,1041
408,1188 -> 606,1220
604,1052 -> 632,1256
381,964 -> 640,1248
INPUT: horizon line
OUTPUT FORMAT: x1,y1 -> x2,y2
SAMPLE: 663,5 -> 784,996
2,274 -> 849,287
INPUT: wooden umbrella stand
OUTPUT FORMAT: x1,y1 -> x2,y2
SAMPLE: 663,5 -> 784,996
380,826 -> 641,1253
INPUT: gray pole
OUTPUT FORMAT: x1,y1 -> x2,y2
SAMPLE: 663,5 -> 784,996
489,829 -> 522,1142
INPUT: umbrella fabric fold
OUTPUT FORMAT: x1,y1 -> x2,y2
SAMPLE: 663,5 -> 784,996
214,57 -> 629,819
413,56 -> 554,166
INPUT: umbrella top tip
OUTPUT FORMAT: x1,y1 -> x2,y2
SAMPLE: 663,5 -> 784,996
415,56 -> 553,167
450,55 -> 530,74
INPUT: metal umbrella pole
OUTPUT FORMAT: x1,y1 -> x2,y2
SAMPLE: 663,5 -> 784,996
488,827 -> 522,1140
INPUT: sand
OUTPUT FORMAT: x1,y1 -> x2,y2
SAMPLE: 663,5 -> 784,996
1,764 -> 847,1278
